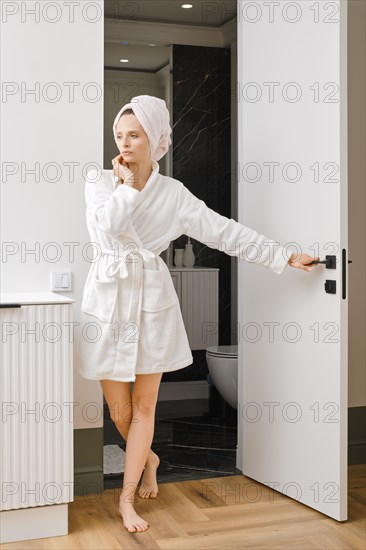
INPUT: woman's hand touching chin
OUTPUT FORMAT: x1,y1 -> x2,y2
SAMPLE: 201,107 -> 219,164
288,253 -> 320,272
111,154 -> 137,189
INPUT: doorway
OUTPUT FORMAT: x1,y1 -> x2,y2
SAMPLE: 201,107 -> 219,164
102,0 -> 240,490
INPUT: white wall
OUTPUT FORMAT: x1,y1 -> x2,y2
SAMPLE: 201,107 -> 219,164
1,1 -> 104,429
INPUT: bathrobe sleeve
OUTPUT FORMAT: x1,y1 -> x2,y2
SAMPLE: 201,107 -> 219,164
85,170 -> 141,239
178,183 -> 292,275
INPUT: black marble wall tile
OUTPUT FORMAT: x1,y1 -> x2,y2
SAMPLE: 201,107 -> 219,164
163,44 -> 232,383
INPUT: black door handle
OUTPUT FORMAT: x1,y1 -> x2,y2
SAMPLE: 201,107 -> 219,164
307,255 -> 353,268
305,252 -> 352,298
307,255 -> 337,268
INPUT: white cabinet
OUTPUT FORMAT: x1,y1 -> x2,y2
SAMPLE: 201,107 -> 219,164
0,292 -> 74,544
169,267 -> 219,350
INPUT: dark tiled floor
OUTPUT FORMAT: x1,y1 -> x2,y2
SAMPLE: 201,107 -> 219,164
103,397 -> 240,490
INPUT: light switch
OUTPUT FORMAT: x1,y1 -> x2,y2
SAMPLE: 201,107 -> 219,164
51,271 -> 72,291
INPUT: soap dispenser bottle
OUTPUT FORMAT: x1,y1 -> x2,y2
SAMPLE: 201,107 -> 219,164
183,237 -> 196,267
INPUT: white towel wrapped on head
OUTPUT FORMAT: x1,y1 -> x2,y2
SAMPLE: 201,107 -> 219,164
113,95 -> 172,161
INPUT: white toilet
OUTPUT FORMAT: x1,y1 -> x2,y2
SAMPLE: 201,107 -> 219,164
206,345 -> 238,410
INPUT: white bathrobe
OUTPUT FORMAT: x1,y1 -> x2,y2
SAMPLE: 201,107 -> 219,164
77,159 -> 292,382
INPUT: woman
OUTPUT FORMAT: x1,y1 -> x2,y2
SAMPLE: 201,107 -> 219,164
79,95 -> 319,533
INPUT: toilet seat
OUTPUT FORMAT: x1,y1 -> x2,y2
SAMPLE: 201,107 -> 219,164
206,345 -> 238,358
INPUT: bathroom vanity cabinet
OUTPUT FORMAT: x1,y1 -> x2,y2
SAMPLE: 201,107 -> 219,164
0,292 -> 74,544
169,267 -> 219,349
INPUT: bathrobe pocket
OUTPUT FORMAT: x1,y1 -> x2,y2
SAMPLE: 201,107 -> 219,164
141,267 -> 177,312
81,276 -> 118,323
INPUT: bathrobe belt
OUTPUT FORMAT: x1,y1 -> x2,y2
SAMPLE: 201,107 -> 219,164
100,247 -> 157,280
98,246 -> 161,323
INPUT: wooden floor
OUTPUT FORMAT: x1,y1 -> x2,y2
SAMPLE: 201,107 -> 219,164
1,464 -> 365,549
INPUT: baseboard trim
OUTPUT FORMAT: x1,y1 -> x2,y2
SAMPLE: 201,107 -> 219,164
348,406 -> 366,465
73,468 -> 104,496
74,428 -> 104,496
348,439 -> 366,465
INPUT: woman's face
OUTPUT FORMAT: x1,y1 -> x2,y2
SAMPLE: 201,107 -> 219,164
115,113 -> 151,164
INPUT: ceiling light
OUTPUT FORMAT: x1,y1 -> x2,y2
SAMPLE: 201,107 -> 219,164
148,43 -> 156,46
181,4 -> 193,8
120,59 -> 129,63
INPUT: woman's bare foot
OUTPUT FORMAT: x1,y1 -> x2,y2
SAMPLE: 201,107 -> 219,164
138,451 -> 160,498
119,500 -> 149,533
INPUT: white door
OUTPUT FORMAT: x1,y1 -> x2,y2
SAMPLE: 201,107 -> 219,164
236,0 -> 348,521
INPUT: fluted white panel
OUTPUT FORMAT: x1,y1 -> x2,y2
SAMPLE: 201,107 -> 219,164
181,270 -> 219,350
0,304 -> 73,511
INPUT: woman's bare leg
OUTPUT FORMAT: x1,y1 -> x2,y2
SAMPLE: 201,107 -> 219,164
100,379 -> 159,477
119,372 -> 163,532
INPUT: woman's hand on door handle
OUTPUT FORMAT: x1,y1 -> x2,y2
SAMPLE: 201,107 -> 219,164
288,253 -> 320,272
